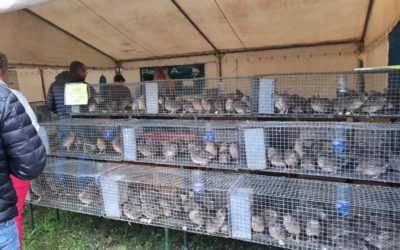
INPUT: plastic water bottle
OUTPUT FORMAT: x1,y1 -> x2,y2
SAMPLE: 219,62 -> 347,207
336,184 -> 350,216
332,129 -> 346,154
192,170 -> 204,199
103,127 -> 114,140
203,123 -> 214,142
336,75 -> 348,97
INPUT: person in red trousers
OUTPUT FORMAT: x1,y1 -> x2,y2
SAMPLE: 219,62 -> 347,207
5,67 -> 42,248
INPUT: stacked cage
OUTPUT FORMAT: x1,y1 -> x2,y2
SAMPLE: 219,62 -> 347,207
70,76 -> 258,118
101,165 -> 237,237
69,71 -> 400,119
239,121 -> 400,183
40,119 -> 125,161
121,120 -> 240,169
68,82 -> 143,116
269,70 -> 400,117
29,157 -> 123,216
230,174 -> 400,250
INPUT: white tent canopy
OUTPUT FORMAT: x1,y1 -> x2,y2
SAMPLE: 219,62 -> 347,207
0,0 -> 398,102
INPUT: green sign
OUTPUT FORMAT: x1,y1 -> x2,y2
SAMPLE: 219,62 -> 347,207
140,64 -> 205,81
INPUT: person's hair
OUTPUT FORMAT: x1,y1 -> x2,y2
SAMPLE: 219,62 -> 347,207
0,53 -> 8,76
69,61 -> 85,75
114,74 -> 125,83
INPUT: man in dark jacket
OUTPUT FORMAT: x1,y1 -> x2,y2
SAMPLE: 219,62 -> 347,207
46,61 -> 90,189
46,61 -> 88,120
0,53 -> 46,248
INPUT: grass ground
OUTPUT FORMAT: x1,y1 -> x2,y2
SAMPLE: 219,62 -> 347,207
22,205 -> 281,250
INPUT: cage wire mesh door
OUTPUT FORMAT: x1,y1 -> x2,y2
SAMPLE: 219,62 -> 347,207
40,119 -> 125,161
29,157 -> 123,216
240,121 -> 400,183
268,70 -> 400,118
122,120 -> 240,169
70,76 -> 258,117
69,71 -> 400,119
230,175 -> 400,250
101,164 -> 237,237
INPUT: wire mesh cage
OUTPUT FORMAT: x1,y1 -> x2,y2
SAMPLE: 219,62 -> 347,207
40,119 -> 125,161
230,175 -> 400,250
101,164 -> 237,237
239,121 -> 400,183
121,120 -> 239,169
29,157 -> 123,216
69,71 -> 400,119
266,70 -> 400,117
68,83 -> 143,116
69,77 -> 257,118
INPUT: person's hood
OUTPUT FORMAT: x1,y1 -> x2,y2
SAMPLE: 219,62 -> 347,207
55,71 -> 72,82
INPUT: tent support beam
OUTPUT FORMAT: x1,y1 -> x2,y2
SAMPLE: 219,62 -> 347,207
25,9 -> 118,65
171,0 -> 220,53
119,39 -> 360,63
361,0 -> 374,45
9,63 -> 115,70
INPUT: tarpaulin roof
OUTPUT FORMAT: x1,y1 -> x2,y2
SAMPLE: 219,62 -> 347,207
26,0 -> 371,63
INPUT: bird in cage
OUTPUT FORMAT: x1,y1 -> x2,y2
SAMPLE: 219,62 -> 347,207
164,97 -> 181,113
201,98 -> 212,113
361,92 -> 387,115
251,215 -> 265,233
282,214 -> 301,241
336,233 -> 368,250
213,97 -> 225,114
123,202 -> 142,220
365,230 -> 399,250
205,208 -> 227,235
111,135 -> 123,154
141,202 -> 161,223
137,139 -> 158,158
273,92 -> 290,114
326,215 -> 351,244
264,208 -> 279,228
188,143 -> 213,165
189,203 -> 207,230
269,223 -> 287,245
305,218 -> 320,243
131,95 -> 144,113
225,98 -> 234,113
159,197 -> 172,217
45,176 -> 66,195
310,96 -> 331,113
229,142 -> 238,161
218,142 -> 230,164
204,141 -> 218,158
180,191 -> 197,213
62,133 -> 76,152
78,183 -> 101,206
300,154 -> 317,170
356,158 -> 388,178
96,138 -> 107,155
284,150 -> 298,168
30,175 -> 52,202
267,148 -> 286,168
191,98 -> 204,113
162,141 -> 178,160
293,139 -> 304,159
233,100 -> 251,114
317,154 -> 338,173
344,94 -> 368,115
182,100 -> 195,114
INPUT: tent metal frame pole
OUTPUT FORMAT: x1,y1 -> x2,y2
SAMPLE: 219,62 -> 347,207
171,0 -> 220,54
39,68 -> 47,100
25,9 -> 118,65
119,39 -> 360,64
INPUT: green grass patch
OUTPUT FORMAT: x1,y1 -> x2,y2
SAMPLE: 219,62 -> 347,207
23,205 -> 280,250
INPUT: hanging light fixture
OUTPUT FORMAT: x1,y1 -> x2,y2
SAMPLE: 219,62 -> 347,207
0,0 -> 54,14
